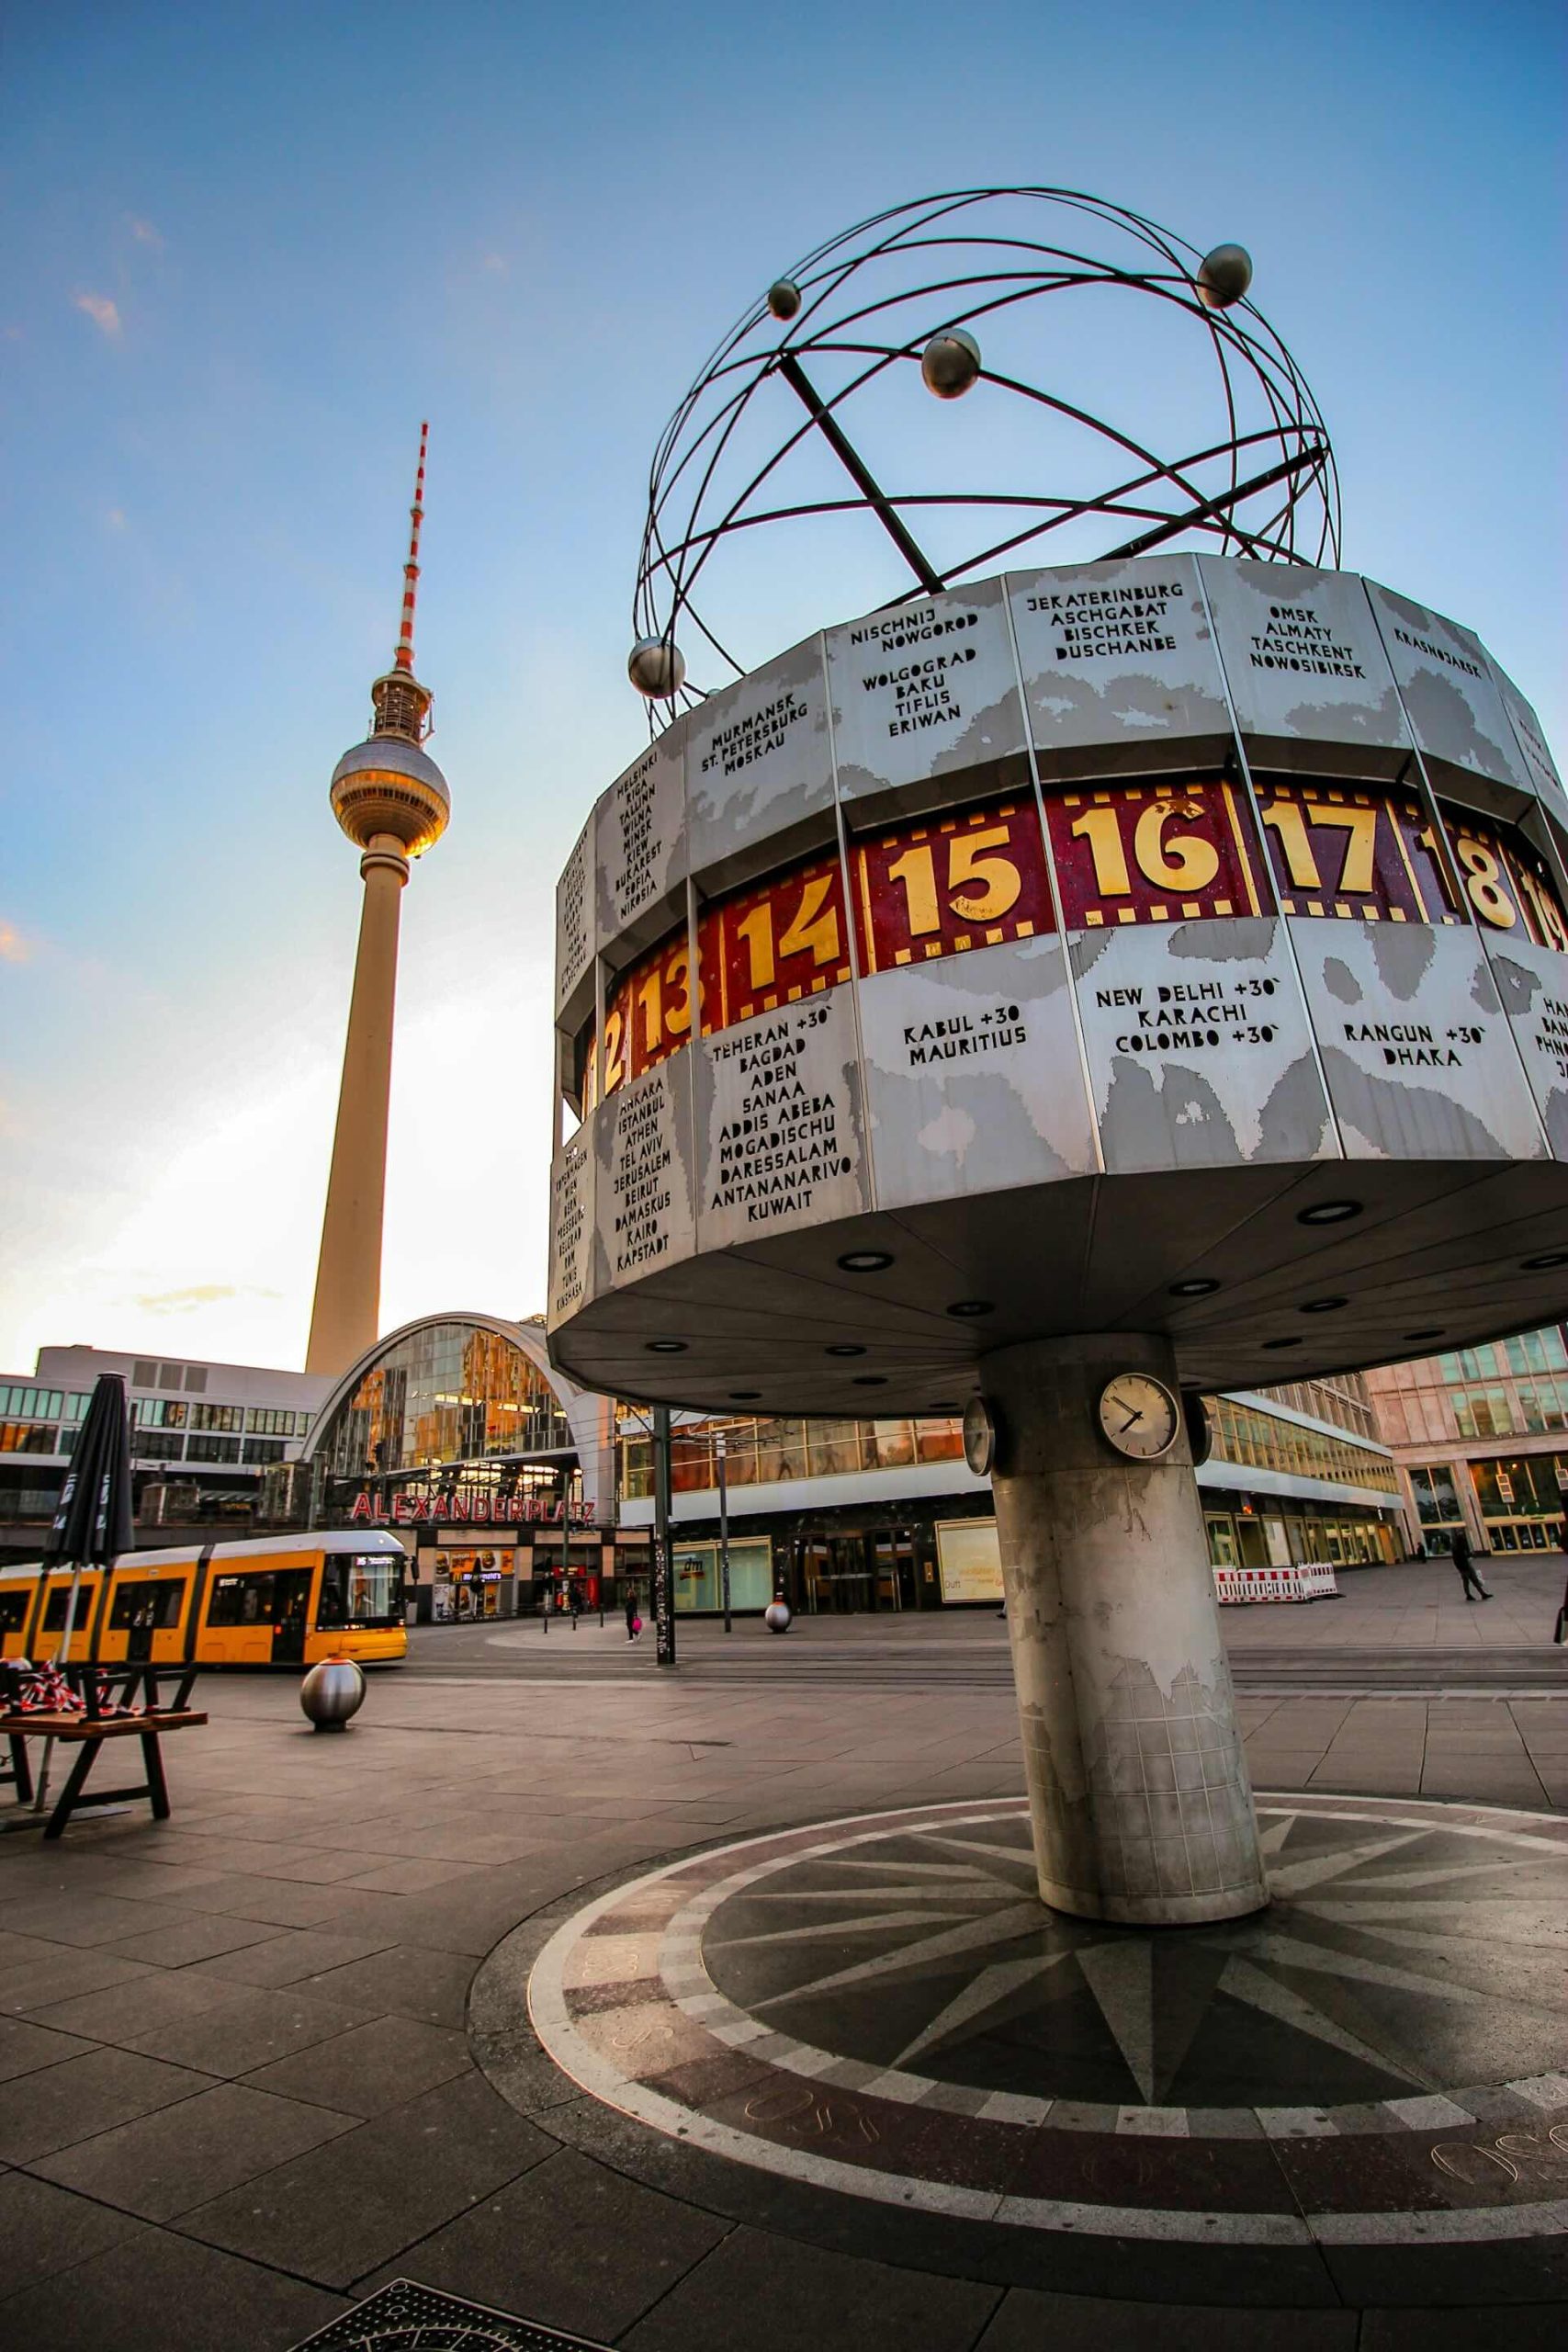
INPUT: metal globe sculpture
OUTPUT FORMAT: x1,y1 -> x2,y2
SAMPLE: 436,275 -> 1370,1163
630,187 -> 1338,717
763,1600 -> 793,1634
551,187 -> 1567,1932
299,1656 -> 367,1733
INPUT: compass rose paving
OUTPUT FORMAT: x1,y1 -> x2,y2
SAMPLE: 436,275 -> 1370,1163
510,1795 -> 1568,2261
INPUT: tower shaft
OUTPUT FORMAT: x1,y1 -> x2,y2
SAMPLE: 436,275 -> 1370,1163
306,838 -> 408,1375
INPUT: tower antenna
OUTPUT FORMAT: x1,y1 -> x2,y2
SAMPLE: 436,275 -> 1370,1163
394,421 -> 428,676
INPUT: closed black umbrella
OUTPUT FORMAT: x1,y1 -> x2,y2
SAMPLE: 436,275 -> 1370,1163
33,1374 -> 133,1805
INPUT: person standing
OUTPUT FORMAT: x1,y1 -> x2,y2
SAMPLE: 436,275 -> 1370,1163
1450,1524 -> 1491,1600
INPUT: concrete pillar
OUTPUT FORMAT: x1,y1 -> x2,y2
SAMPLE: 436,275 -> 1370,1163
984,1334 -> 1268,1926
306,834 -> 408,1376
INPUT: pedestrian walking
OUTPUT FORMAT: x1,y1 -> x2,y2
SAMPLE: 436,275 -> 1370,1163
625,1586 -> 643,1642
1450,1526 -> 1491,1600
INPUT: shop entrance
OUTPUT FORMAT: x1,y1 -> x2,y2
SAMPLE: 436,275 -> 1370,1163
801,1531 -> 918,1611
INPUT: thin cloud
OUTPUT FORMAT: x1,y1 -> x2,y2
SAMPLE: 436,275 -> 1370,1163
0,920 -> 31,965
130,1283 -> 282,1315
73,291 -> 121,338
127,216 -> 164,250
106,507 -> 129,532
479,251 -> 509,276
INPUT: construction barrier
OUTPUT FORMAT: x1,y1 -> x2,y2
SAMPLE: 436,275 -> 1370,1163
1213,1563 -> 1339,1605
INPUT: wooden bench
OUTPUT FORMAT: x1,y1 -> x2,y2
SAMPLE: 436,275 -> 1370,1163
0,1663 -> 207,1839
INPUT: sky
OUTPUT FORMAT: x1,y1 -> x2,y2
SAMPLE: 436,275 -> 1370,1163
2,0 -> 1562,1377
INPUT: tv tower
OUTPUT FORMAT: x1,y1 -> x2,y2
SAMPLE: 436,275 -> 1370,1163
305,426 -> 449,1376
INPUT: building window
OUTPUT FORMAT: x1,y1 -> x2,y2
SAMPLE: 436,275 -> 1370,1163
186,1434 -> 242,1464
189,1404 -> 244,1433
243,1438 -> 287,1464
133,1360 -> 159,1387
184,1366 -> 208,1393
0,1421 -> 61,1455
132,1431 -> 186,1462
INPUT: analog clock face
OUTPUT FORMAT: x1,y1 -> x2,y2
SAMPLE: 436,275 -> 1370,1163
962,1396 -> 998,1477
1096,1373 -> 1179,1460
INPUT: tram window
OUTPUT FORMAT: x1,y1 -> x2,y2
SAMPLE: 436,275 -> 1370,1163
109,1579 -> 186,1631
319,1553 -> 403,1627
207,1572 -> 279,1626
0,1593 -> 28,1633
43,1584 -> 97,1630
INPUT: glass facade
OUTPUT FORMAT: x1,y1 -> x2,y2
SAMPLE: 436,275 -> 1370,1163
312,1320 -> 573,1480
618,1412 -> 965,1498
1363,1327 -> 1568,1554
1206,1397 -> 1395,1494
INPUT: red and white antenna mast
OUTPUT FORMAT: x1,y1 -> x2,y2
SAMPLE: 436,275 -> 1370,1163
394,421 -> 428,675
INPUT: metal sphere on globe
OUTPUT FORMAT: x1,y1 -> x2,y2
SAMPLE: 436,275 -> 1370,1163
1197,243 -> 1253,311
299,1656 -> 367,1733
767,278 -> 802,322
627,637 -> 687,699
920,327 -> 982,399
763,1600 -> 793,1634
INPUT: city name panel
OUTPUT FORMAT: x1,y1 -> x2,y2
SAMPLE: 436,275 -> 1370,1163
548,555 -> 1568,1414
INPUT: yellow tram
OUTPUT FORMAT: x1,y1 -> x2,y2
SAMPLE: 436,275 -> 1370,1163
0,1531 -> 409,1669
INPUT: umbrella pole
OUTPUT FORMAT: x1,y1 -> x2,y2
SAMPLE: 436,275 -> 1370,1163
32,1564 -> 85,1814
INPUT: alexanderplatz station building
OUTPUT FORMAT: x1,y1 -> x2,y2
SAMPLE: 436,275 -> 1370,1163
2,1322 -> 1405,1614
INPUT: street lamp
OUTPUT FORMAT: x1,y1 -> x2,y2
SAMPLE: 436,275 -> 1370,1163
716,1430 -> 732,1634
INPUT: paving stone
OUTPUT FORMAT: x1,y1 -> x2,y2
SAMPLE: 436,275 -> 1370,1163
0,2170 -> 145,2295
0,2045 -> 213,2162
191,1927 -> 400,1987
619,2222 -> 1002,2352
178,2069 -> 558,2288
1360,2308 -> 1568,2349
122,1984 -> 382,2075
0,2220 -> 347,2349
242,2014 -> 473,2115
33,2079 -> 358,2219
300,1941 -> 478,2026
0,1892 -> 194,1947
0,1947 -> 157,2016
368,2145 -> 732,2337
975,2287 -> 1359,2349
30,1965 -> 253,2045
105,1913 -> 288,1966
0,2012 -> 96,2081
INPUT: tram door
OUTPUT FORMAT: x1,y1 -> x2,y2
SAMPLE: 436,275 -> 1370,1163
271,1571 -> 313,1664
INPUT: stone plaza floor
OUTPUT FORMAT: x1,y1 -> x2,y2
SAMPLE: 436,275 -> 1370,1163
0,1555 -> 1563,2349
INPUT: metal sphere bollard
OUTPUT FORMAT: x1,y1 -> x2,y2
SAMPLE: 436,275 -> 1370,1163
763,1600 -> 793,1634
1197,243 -> 1253,311
299,1656 -> 366,1733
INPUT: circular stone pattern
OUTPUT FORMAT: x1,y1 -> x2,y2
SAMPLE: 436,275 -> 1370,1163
525,1794 -> 1568,2247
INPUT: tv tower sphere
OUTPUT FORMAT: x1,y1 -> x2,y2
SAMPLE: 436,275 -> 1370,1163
549,189 -> 1568,1933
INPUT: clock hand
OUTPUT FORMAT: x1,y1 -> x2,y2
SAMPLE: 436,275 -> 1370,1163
1118,1408 -> 1143,1432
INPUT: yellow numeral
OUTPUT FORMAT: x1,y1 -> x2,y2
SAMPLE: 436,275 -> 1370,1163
777,871 -> 842,966
1070,806 -> 1133,896
1133,804 -> 1220,894
1306,803 -> 1379,895
1260,799 -> 1323,891
886,843 -> 941,934
735,902 -> 775,989
1456,838 -> 1517,929
948,827 -> 1021,922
